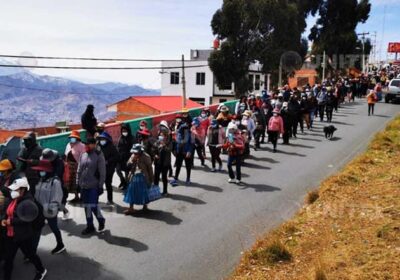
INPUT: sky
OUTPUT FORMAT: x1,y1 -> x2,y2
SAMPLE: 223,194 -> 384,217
0,0 -> 398,89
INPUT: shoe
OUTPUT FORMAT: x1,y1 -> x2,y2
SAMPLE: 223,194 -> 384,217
106,201 -> 115,206
185,180 -> 191,186
98,222 -> 106,233
162,192 -> 169,197
228,179 -> 234,183
236,180 -> 242,184
51,244 -> 66,255
210,168 -> 216,172
218,165 -> 223,172
34,269 -> 47,280
170,179 -> 178,187
63,210 -> 70,220
81,226 -> 95,235
273,149 -> 277,153
123,208 -> 135,215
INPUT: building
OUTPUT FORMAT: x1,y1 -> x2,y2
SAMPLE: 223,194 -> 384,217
161,49 -> 266,106
107,96 -> 203,122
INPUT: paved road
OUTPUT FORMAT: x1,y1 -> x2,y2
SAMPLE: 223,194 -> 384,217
13,100 -> 399,280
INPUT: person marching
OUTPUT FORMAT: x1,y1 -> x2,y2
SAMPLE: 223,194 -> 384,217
153,130 -> 172,196
97,132 -> 119,205
81,104 -> 97,138
191,118 -> 206,166
207,119 -> 225,172
116,124 -> 136,190
268,108 -> 285,153
1,178 -> 47,280
76,138 -> 106,235
124,144 -> 154,214
223,125 -> 244,184
64,130 -> 86,203
367,89 -> 378,116
32,160 -> 65,255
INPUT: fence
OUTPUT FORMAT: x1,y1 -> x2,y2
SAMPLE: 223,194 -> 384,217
30,100 -> 238,155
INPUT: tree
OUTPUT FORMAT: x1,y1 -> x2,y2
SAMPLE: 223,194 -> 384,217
209,0 -> 322,95
309,0 -> 371,76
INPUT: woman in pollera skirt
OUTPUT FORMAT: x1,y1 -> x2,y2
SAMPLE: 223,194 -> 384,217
123,144 -> 154,215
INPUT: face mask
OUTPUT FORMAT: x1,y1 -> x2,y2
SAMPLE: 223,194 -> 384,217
176,118 -> 182,123
235,121 -> 241,126
100,140 -> 107,146
158,136 -> 164,142
70,138 -> 77,144
273,113 -> 278,117
140,126 -> 146,130
39,171 -> 47,177
201,113 -> 206,118
228,133 -> 234,143
11,190 -> 20,200
242,116 -> 248,120
122,132 -> 128,137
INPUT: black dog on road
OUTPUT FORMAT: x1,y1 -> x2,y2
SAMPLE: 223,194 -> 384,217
324,125 -> 337,139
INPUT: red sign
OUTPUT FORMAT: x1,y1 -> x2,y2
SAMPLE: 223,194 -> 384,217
388,42 -> 400,53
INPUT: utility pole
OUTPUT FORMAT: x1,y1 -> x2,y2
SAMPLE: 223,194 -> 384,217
322,50 -> 326,82
278,58 -> 282,87
357,32 -> 370,74
181,54 -> 187,108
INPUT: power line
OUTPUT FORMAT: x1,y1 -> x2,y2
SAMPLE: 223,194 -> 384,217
0,54 -> 192,62
0,64 -> 209,70
0,82 -> 158,96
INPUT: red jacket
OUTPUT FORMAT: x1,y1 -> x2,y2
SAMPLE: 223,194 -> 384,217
222,134 -> 244,156
268,116 -> 284,134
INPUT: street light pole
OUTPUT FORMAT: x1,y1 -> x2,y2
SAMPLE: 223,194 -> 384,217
278,59 -> 282,87
322,50 -> 326,82
181,54 -> 187,108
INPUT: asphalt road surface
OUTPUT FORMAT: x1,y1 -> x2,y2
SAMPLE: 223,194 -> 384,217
12,99 -> 399,280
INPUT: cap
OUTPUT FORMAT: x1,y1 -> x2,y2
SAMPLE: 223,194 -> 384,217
40,148 -> 58,162
97,132 -> 112,142
31,160 -> 54,173
97,122 -> 106,128
130,143 -> 144,154
220,105 -> 229,112
9,178 -> 30,191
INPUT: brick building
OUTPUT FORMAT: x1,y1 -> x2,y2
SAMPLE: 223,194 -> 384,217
107,96 -> 203,122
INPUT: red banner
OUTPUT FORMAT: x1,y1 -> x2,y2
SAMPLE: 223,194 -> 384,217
388,42 -> 400,53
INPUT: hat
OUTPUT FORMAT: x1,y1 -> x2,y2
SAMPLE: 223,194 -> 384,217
138,129 -> 151,136
97,122 -> 106,129
85,138 -> 97,145
139,120 -> 148,126
31,160 -> 54,173
130,143 -> 144,154
8,178 -> 30,191
220,105 -> 229,112
97,132 -> 112,142
243,110 -> 252,117
69,130 -> 81,140
181,108 -> 189,114
159,120 -> 169,129
0,159 -> 13,171
273,108 -> 281,114
40,148 -> 58,161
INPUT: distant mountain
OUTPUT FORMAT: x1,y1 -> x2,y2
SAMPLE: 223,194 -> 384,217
0,66 -> 160,129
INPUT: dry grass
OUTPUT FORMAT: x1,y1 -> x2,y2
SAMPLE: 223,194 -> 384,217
230,115 -> 400,280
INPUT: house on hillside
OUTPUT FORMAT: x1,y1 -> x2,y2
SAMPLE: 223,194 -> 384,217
107,96 -> 203,122
161,49 -> 266,106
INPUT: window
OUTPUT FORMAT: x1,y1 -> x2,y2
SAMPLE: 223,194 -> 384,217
219,98 -> 227,103
170,72 -> 180,85
248,74 -> 254,91
196,72 -> 206,85
255,75 -> 260,90
190,97 -> 205,105
220,82 -> 232,90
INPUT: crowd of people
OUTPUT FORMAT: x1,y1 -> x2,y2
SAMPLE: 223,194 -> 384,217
0,72 -> 394,279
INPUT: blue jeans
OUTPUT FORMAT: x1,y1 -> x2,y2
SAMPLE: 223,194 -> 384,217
227,155 -> 242,181
81,188 -> 105,228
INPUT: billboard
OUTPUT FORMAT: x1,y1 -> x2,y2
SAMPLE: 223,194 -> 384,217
388,42 -> 400,53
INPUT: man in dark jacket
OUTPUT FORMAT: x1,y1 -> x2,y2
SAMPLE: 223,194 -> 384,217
81,104 -> 97,137
1,178 -> 47,280
288,96 -> 301,138
16,132 -> 43,195
116,124 -> 136,190
97,132 -> 119,205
